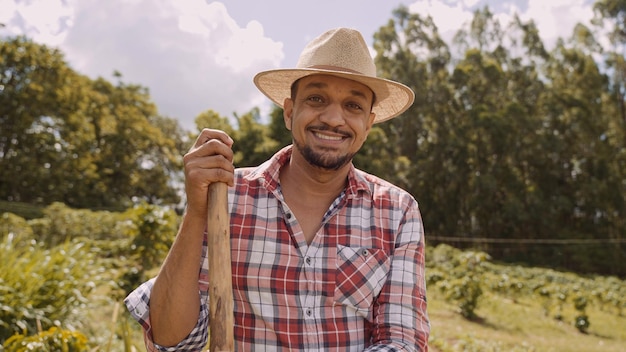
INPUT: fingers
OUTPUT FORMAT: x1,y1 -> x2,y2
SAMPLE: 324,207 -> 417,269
193,128 -> 234,149
184,153 -> 235,186
184,128 -> 235,186
183,129 -> 235,218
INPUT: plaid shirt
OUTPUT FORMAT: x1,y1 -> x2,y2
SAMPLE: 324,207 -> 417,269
125,146 -> 430,351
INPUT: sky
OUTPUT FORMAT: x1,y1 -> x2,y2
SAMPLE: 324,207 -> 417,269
0,0 -> 596,131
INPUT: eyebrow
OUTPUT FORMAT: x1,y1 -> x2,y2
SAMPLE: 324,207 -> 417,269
302,81 -> 370,101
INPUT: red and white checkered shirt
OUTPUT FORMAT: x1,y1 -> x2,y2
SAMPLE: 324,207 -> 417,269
125,146 -> 430,351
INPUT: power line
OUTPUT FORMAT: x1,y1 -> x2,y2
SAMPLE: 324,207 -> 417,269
428,236 -> 626,245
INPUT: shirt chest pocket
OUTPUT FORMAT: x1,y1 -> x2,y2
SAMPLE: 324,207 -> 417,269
334,245 -> 391,316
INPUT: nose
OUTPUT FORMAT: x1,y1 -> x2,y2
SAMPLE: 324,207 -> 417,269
318,103 -> 346,127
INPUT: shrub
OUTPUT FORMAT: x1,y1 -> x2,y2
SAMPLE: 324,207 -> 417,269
438,275 -> 483,319
30,202 -> 132,246
430,244 -> 489,319
116,202 -> 178,295
0,236 -> 103,341
3,327 -> 89,352
0,213 -> 33,244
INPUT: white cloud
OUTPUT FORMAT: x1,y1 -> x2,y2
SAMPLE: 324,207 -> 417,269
405,0 -> 594,51
0,0 -> 73,46
408,0 -> 473,35
462,0 -> 481,8
523,0 -> 594,48
1,0 -> 283,130
1,0 -> 597,131
0,0 -> 17,24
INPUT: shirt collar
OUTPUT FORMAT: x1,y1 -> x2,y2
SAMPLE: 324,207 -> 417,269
243,145 -> 372,197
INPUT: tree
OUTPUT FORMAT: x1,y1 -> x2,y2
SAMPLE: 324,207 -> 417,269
371,4 -> 626,276
0,36 -> 183,209
267,105 -> 292,149
0,36 -> 76,204
232,108 -> 279,167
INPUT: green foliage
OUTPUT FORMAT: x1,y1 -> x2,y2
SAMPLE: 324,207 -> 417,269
354,127 -> 413,190
593,0 -> 626,44
438,276 -> 483,319
427,243 -> 626,334
0,212 -> 33,244
124,202 -> 177,269
3,327 -> 89,352
428,245 -> 488,319
4,2 -> 626,276
373,4 -> 626,277
232,108 -> 280,167
0,201 -> 178,347
195,109 -> 236,137
117,202 -> 178,295
267,105 -> 293,148
28,202 -> 132,247
574,314 -> 591,333
0,236 -> 102,341
0,36 -> 184,210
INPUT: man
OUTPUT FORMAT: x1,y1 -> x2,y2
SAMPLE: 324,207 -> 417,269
125,27 -> 430,351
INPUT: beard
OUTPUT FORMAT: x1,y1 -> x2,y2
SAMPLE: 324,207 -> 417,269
292,132 -> 356,171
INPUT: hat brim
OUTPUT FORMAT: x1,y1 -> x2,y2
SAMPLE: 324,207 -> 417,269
253,68 -> 415,124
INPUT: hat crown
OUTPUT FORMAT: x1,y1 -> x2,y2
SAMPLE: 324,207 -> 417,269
296,28 -> 376,77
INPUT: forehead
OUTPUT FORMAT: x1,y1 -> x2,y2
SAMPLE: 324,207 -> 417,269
296,74 -> 374,99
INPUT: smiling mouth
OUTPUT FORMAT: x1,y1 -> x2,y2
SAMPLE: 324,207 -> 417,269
309,126 -> 352,142
313,131 -> 344,141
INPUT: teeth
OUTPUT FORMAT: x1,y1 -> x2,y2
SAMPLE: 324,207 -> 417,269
314,132 -> 343,141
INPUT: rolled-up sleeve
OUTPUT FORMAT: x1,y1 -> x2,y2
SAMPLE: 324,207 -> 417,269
124,278 -> 210,352
366,199 -> 430,352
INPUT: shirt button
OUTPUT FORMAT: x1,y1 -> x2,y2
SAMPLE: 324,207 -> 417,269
285,212 -> 292,219
305,308 -> 313,316
305,256 -> 312,265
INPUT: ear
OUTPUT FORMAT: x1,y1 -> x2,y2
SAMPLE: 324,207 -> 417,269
365,112 -> 376,134
283,98 -> 294,131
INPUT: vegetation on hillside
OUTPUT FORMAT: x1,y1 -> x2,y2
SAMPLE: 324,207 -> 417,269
1,204 -> 624,350
2,0 -> 626,349
3,1 -> 625,277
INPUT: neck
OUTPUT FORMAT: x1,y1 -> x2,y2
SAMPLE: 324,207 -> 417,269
280,148 -> 350,200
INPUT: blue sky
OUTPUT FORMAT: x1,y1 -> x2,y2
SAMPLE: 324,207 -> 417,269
0,0 -> 596,130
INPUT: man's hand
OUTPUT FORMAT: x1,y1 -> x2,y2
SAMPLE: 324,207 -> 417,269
183,128 -> 234,219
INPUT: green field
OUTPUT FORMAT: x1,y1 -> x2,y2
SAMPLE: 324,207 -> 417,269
117,246 -> 626,352
428,291 -> 626,351
2,203 -> 624,351
115,277 -> 626,352
425,245 -> 626,351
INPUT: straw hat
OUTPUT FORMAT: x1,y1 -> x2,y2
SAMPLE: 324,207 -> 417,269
253,27 -> 415,124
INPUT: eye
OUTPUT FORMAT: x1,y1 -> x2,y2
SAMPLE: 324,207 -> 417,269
346,102 -> 363,111
307,95 -> 324,103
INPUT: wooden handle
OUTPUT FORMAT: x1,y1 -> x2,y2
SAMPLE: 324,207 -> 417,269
206,182 -> 234,351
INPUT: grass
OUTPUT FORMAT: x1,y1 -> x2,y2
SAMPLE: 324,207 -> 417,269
428,291 -> 626,351
105,287 -> 625,352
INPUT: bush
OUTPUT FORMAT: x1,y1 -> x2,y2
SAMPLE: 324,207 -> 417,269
429,244 -> 489,319
0,213 -> 33,244
438,275 -> 483,319
30,202 -> 133,246
0,201 -> 180,346
3,327 -> 89,352
116,202 -> 178,295
0,236 -> 103,341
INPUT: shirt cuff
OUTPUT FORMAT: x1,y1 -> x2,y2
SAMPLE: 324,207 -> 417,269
124,278 -> 209,352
